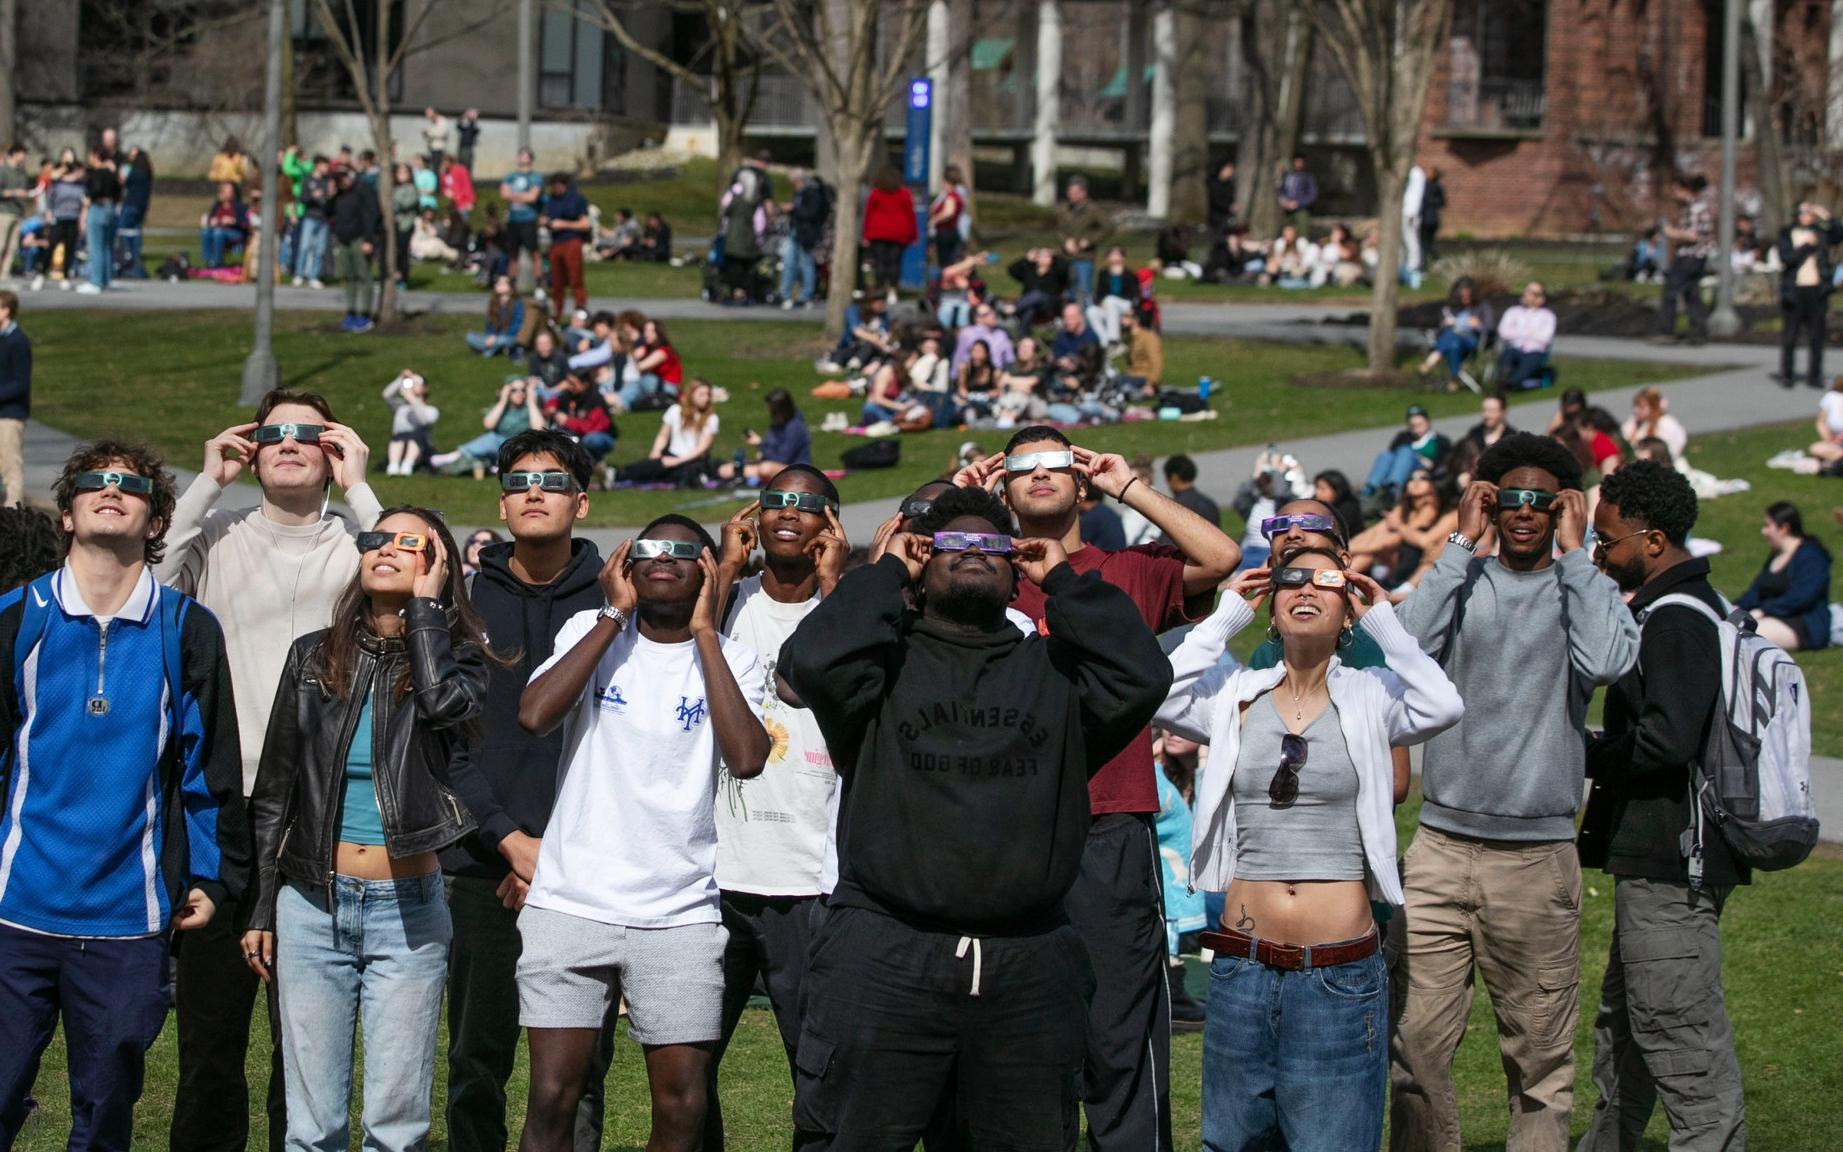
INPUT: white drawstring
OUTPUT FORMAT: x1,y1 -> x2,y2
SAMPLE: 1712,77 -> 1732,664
955,935 -> 983,997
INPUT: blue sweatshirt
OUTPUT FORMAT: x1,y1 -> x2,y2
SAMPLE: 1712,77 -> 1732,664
0,568 -> 247,937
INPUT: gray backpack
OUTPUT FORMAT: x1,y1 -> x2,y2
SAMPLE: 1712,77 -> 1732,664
1640,594 -> 1819,883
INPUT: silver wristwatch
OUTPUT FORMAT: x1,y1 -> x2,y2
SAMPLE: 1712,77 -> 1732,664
597,604 -> 628,629
1446,531 -> 1477,553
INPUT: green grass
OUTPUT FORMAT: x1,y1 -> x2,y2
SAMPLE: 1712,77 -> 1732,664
15,796 -> 1841,1150
21,309 -> 1697,528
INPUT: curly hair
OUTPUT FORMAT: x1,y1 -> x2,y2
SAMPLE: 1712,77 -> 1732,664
1597,459 -> 1698,545
0,506 -> 62,593
52,440 -> 178,565
910,485 -> 1017,539
1476,431 -> 1584,492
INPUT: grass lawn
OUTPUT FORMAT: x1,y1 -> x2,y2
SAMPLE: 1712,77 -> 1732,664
22,309 -> 1697,529
14,795 -> 1841,1150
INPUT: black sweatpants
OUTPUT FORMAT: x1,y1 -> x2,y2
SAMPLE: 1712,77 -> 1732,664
1065,812 -> 1173,1152
170,909 -> 285,1152
792,903 -> 1093,1152
1660,255 -> 1709,339
705,892 -> 817,1151
868,240 -> 905,292
1782,285 -> 1828,387
444,874 -> 616,1152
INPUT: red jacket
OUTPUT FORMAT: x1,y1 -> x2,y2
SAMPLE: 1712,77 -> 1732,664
862,187 -> 918,246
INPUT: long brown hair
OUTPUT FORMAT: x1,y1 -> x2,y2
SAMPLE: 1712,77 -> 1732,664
677,377 -> 715,435
317,505 -> 507,701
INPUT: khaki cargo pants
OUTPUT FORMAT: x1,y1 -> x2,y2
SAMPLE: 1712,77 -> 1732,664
1576,876 -> 1745,1152
1388,826 -> 1583,1152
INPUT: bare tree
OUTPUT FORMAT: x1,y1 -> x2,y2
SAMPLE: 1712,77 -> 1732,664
942,0 -> 976,220
1166,1 -> 1210,223
1307,0 -> 1453,374
1740,12 -> 1788,237
307,0 -> 458,323
0,0 -> 16,147
759,0 -> 932,338
1236,0 -> 1313,238
571,0 -> 768,193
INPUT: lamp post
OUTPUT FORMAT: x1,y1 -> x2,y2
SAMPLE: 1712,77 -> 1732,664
1709,0 -> 1743,339
239,0 -> 285,405
515,0 -> 535,295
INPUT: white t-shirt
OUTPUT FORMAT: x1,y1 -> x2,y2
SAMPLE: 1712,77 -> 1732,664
1821,390 -> 1843,438
526,611 -> 765,928
663,406 -> 718,459
715,577 -> 840,896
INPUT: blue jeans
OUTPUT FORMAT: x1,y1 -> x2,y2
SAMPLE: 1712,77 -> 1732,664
86,202 -> 117,288
578,431 -> 616,462
276,874 -> 451,1152
1235,543 -> 1272,573
1365,445 -> 1425,493
1071,257 -> 1095,304
614,372 -> 667,411
1434,328 -> 1478,377
1202,945 -> 1387,1152
464,331 -> 515,356
1497,346 -> 1549,389
0,923 -> 169,1151
116,203 -> 146,278
296,215 -> 329,281
454,430 -> 506,462
201,227 -> 242,268
779,235 -> 815,304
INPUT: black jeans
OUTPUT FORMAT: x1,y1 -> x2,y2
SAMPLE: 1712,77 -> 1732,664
1065,812 -> 1173,1152
868,240 -> 905,291
1661,255 -> 1709,339
705,892 -> 816,1151
444,874 -> 616,1152
792,904 -> 1092,1151
170,910 -> 285,1152
1782,285 -> 1828,387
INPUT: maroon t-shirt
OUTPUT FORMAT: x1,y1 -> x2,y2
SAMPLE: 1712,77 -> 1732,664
1011,543 -> 1202,814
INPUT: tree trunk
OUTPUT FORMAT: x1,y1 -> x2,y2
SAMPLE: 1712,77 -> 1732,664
1241,0 -> 1310,237
1166,2 -> 1209,223
824,125 -> 872,340
714,108 -> 745,195
1366,161 -> 1406,372
1742,16 -> 1788,236
945,0 -> 975,225
0,0 -> 16,147
374,1 -> 399,322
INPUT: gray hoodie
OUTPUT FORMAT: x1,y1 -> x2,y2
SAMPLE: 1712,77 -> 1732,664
1398,546 -> 1638,841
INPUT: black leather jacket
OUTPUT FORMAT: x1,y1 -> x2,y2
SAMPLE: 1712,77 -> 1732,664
247,599 -> 486,931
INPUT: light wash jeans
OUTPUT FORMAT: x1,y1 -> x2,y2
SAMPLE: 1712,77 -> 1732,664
276,874 -> 451,1152
779,235 -> 815,304
86,202 -> 117,288
296,215 -> 329,281
614,372 -> 668,411
1203,945 -> 1387,1151
1085,296 -> 1134,346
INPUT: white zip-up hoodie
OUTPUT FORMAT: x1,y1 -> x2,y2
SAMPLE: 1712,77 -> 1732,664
1157,595 -> 1465,907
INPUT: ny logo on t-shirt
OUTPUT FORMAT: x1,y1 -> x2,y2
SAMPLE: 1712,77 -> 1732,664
597,684 -> 628,714
676,695 -> 707,731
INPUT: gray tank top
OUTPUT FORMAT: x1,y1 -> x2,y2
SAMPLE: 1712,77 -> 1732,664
1230,695 -> 1366,882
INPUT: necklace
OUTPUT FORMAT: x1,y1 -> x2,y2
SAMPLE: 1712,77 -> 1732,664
255,509 -> 326,641
1286,677 -> 1325,723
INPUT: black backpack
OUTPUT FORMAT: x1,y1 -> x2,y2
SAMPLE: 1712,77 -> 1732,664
840,440 -> 900,470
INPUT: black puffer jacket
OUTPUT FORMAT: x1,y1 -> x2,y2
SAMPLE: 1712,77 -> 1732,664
247,599 -> 486,930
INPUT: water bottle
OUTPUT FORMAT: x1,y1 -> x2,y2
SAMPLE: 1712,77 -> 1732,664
1198,375 -> 1213,401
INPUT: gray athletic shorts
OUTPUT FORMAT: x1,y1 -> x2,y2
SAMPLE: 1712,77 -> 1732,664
516,904 -> 728,1045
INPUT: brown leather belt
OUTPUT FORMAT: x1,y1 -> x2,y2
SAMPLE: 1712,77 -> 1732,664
1200,927 -> 1380,972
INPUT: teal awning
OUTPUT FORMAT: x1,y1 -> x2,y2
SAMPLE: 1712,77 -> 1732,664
971,37 -> 1014,70
1099,64 -> 1156,99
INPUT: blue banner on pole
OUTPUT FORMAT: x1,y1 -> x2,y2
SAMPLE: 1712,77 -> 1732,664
901,78 -> 932,290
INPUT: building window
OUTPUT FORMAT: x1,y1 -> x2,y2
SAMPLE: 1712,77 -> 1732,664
1447,0 -> 1547,132
541,0 -> 608,111
293,0 -> 406,106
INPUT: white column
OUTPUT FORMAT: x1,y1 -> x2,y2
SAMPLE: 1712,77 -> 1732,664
1032,0 -> 1062,207
928,0 -> 950,192
1146,2 -> 1175,217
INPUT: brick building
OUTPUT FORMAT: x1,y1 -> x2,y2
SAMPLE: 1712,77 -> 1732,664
1415,0 -> 1841,237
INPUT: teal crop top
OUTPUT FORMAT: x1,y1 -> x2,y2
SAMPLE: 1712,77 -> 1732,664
339,699 -> 387,846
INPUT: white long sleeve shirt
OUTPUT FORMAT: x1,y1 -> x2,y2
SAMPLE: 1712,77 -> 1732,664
1156,596 -> 1465,905
1497,305 -> 1557,354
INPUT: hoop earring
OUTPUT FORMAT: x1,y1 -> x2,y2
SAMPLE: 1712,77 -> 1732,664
1267,622 -> 1281,644
1338,625 -> 1355,650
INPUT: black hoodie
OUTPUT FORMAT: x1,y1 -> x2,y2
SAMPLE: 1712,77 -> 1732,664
780,555 -> 1171,936
440,538 -> 605,879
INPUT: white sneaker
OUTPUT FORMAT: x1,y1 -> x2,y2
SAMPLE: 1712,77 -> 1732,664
76,282 -> 102,295
291,276 -> 304,287
308,279 -> 324,290
30,275 -> 44,291
58,279 -> 71,291
865,420 -> 899,438
814,358 -> 844,375
781,299 -> 795,311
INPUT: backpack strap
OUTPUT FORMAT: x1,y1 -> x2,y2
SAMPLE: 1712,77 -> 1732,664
1638,591 -> 1724,628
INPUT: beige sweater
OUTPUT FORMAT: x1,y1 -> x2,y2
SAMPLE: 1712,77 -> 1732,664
155,475 -> 383,795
